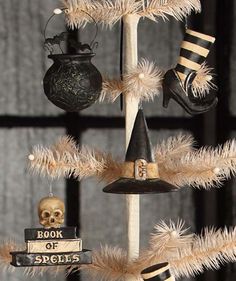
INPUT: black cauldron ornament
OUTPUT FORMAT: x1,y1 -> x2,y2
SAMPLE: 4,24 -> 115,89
43,10 -> 102,112
43,50 -> 102,112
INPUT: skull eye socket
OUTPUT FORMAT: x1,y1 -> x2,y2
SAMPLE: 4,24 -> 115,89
54,210 -> 62,217
41,211 -> 50,218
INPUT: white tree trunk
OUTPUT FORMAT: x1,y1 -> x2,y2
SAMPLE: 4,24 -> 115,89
123,14 -> 140,263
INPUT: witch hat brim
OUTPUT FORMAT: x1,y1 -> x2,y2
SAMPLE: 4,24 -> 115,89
103,178 -> 179,194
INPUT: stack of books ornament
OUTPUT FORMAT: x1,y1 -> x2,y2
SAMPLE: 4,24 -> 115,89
11,196 -> 92,267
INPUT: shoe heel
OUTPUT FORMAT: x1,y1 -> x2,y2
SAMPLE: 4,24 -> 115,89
162,85 -> 171,108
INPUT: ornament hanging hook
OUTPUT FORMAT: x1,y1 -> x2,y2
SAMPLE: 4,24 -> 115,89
43,8 -> 66,42
46,178 -> 54,197
184,17 -> 189,30
78,10 -> 99,49
43,8 -> 99,53
138,100 -> 143,110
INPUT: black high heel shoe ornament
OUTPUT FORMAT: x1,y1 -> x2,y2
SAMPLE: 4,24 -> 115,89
162,29 -> 218,115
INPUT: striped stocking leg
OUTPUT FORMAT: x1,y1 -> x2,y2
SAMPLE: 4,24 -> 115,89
175,29 -> 215,89
162,29 -> 218,115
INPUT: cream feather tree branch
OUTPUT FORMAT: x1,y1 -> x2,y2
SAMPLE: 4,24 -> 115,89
29,136 -> 105,179
169,227 -> 236,278
154,134 -> 195,164
141,0 -> 201,21
149,220 -> 194,256
160,139 -> 236,189
122,59 -> 163,101
0,241 -> 23,273
100,59 -> 163,103
29,134 -> 194,181
100,61 -> 216,103
2,222 -> 236,280
95,152 -> 123,183
128,220 -> 195,273
100,78 -> 123,103
64,0 -> 141,28
28,135 -> 236,189
62,0 -> 201,28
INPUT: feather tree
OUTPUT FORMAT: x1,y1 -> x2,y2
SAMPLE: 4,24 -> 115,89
62,0 -> 201,28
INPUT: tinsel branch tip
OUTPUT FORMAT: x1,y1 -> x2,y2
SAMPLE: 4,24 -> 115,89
100,59 -> 163,103
28,154 -> 35,161
54,8 -> 63,15
192,63 -> 217,97
170,226 -> 236,278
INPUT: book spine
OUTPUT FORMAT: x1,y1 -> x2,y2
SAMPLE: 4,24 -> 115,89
24,227 -> 77,241
26,239 -> 82,253
11,250 -> 92,267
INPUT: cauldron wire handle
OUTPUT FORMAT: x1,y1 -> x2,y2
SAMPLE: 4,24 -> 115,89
78,10 -> 99,49
43,8 -> 98,52
43,8 -> 67,42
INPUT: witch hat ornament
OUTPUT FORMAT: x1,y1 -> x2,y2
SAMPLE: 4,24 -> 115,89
162,29 -> 218,115
141,262 -> 175,281
103,109 -> 178,194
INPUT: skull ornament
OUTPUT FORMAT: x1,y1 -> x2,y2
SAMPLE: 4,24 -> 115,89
38,196 -> 65,228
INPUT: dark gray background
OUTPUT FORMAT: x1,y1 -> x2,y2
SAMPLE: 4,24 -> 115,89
0,1 -> 235,281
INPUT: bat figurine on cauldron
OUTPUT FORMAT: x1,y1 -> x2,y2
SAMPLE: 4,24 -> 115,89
43,9 -> 102,112
10,195 -> 92,267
